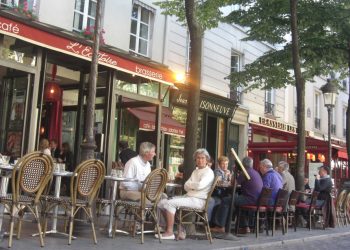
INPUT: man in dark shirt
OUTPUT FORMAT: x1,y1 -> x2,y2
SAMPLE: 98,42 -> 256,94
314,166 -> 333,206
118,141 -> 137,166
259,159 -> 283,205
211,156 -> 263,233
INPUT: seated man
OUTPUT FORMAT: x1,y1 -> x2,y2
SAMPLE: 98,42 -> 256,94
119,142 -> 155,201
211,156 -> 263,234
259,159 -> 283,205
313,165 -> 333,206
157,148 -> 214,240
277,161 -> 295,194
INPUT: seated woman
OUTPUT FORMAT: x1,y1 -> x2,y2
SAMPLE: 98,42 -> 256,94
157,148 -> 214,240
39,138 -> 51,156
210,156 -> 232,233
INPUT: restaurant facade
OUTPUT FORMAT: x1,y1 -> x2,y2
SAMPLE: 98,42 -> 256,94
248,114 -> 349,187
0,10 -> 178,171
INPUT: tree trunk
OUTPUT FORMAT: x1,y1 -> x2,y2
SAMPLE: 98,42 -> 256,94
346,41 -> 350,180
80,0 -> 103,161
290,0 -> 305,191
183,0 -> 203,182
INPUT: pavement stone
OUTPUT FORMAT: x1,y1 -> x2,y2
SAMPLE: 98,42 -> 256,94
0,216 -> 350,250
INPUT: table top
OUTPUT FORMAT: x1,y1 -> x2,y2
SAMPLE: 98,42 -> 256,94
104,175 -> 138,182
0,164 -> 15,171
166,182 -> 182,188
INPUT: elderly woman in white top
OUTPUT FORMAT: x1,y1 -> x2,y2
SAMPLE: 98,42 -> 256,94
157,148 -> 214,240
119,142 -> 155,201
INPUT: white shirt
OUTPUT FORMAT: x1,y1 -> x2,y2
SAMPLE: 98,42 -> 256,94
119,155 -> 151,191
42,148 -> 51,156
184,166 -> 214,199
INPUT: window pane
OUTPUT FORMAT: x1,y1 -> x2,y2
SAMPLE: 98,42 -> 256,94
87,17 -> 95,28
129,35 -> 136,51
139,23 -> 148,39
141,8 -> 150,23
73,13 -> 83,30
138,39 -> 148,55
75,0 -> 84,12
88,0 -> 96,17
132,6 -> 138,19
130,20 -> 137,35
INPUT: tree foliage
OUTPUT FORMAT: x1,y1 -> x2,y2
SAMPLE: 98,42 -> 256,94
225,0 -> 350,89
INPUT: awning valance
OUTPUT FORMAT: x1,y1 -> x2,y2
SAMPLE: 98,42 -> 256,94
128,107 -> 185,137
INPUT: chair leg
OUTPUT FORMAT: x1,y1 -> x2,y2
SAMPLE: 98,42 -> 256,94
88,207 -> 97,244
235,209 -> 241,235
308,210 -> 312,231
141,211 -> 144,244
176,209 -> 183,241
285,212 -> 289,234
204,213 -> 212,244
153,211 -> 162,243
8,205 -> 15,248
35,206 -> 45,247
256,211 -> 259,238
68,207 -> 75,245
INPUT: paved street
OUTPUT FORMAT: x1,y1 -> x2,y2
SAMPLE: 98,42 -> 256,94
1,216 -> 350,250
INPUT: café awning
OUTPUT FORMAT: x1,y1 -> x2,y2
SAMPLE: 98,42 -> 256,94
127,107 -> 185,137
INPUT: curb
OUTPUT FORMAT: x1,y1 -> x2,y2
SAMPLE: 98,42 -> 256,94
214,230 -> 350,250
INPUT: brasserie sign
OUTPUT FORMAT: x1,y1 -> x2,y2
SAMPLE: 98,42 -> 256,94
258,117 -> 297,133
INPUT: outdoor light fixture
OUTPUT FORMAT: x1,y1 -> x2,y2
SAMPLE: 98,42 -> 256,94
321,78 -> 338,175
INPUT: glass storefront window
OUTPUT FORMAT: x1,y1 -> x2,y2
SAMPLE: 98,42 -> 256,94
0,34 -> 37,66
139,81 -> 159,99
115,80 -> 137,93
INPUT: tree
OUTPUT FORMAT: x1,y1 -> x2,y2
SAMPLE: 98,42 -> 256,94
225,0 -> 350,190
156,0 -> 228,181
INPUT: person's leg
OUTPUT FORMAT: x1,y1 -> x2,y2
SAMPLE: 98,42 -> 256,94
208,196 -> 221,223
163,210 -> 175,236
212,195 -> 232,232
234,195 -> 252,228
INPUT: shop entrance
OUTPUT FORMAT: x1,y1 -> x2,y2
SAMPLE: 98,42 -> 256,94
0,67 -> 33,158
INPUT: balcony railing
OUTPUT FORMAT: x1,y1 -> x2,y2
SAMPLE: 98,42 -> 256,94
230,90 -> 242,103
331,124 -> 336,135
265,102 -> 275,116
314,118 -> 321,129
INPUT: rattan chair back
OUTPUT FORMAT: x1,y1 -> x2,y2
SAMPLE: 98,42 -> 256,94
274,189 -> 289,208
70,159 -> 105,206
336,189 -> 348,210
141,168 -> 168,207
203,176 -> 220,212
258,187 -> 273,207
12,151 -> 54,204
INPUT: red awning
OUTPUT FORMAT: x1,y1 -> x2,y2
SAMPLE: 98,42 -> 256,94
0,13 -> 174,85
337,148 -> 348,160
128,107 -> 185,137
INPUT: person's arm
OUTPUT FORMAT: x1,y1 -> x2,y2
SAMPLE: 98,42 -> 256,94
262,173 -> 272,188
315,178 -> 332,192
184,170 -> 214,191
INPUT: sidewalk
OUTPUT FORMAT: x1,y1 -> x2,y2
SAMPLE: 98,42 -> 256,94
1,217 -> 349,250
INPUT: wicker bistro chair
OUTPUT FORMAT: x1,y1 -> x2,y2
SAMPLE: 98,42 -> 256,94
113,168 -> 168,244
294,190 -> 319,231
344,191 -> 350,224
0,151 -> 54,248
175,176 -> 220,243
335,189 -> 348,227
42,159 -> 105,245
285,190 -> 301,233
267,189 -> 289,236
235,187 -> 272,238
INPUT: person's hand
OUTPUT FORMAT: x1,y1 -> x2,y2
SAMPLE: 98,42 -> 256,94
315,174 -> 320,180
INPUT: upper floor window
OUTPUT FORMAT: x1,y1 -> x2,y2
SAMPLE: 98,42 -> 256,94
1,0 -> 36,9
73,0 -> 97,32
314,92 -> 321,129
265,89 -> 275,116
130,2 -> 154,57
230,53 -> 242,103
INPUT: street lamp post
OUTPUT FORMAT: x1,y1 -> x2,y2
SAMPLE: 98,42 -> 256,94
321,78 -> 338,176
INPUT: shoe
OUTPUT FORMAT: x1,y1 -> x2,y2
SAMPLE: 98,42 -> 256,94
238,227 -> 250,234
210,227 -> 225,233
178,230 -> 186,240
154,234 -> 175,240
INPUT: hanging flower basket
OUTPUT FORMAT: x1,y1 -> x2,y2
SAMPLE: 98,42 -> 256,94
11,1 -> 37,20
80,26 -> 106,45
